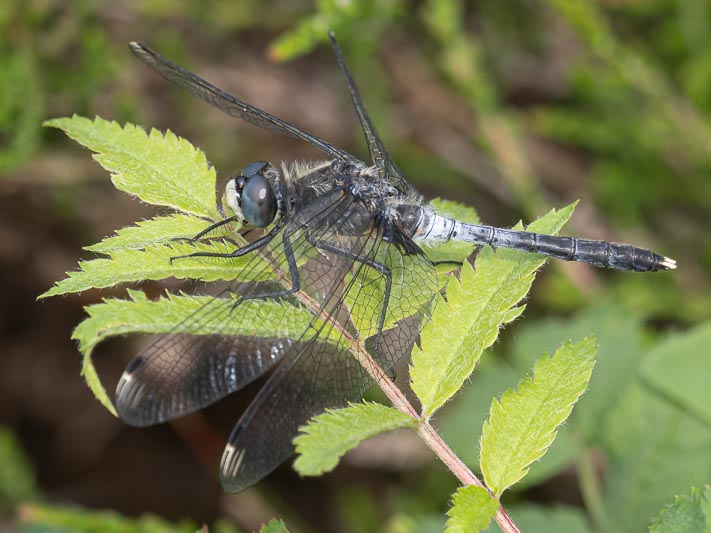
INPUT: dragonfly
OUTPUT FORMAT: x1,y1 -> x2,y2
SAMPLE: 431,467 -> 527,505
116,33 -> 676,493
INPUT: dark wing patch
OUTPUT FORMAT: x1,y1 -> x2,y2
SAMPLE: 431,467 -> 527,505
115,190 -> 359,426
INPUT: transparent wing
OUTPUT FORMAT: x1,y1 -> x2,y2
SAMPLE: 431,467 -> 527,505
328,33 -> 415,193
220,228 -> 439,492
129,42 -> 354,163
115,189 -> 360,426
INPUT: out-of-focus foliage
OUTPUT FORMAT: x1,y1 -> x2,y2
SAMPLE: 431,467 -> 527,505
0,1 -> 120,172
0,427 -> 38,514
649,485 -> 711,533
18,503 -> 198,533
259,518 -> 290,533
269,0 -> 405,61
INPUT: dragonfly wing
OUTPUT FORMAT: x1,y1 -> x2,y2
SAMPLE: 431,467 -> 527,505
115,189 -> 360,426
328,33 -> 415,193
220,337 -> 371,492
220,230 -> 439,492
130,42 -> 355,163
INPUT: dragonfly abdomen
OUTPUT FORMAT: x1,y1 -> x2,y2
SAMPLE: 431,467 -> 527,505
412,210 -> 676,272
475,227 -> 673,272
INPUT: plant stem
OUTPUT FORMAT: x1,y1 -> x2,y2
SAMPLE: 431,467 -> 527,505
289,269 -> 520,533
576,444 -> 608,533
377,371 -> 520,533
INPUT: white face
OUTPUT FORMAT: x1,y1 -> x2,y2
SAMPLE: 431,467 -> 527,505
222,178 -> 244,222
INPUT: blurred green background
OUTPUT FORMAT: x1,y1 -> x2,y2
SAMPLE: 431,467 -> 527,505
1,1 -> 710,532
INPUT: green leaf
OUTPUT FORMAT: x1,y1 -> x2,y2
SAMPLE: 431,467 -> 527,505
480,336 -> 597,497
411,202 -> 576,418
511,305 -> 646,443
438,358 -> 580,491
294,402 -> 418,476
85,213 -> 232,253
445,485 -> 498,533
40,240 -> 272,298
44,116 -> 217,217
650,485 -> 711,533
260,518 -> 291,533
438,360 -> 523,468
640,321 -> 711,427
72,289 -> 344,415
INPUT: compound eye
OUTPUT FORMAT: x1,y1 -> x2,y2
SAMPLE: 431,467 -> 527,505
241,174 -> 276,227
241,160 -> 268,177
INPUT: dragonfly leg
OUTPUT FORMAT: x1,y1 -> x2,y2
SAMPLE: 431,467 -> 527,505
172,216 -> 239,244
239,229 -> 301,301
169,223 -> 282,263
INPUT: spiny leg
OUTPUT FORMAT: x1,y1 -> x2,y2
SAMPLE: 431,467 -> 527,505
239,229 -> 301,302
175,216 -> 240,243
169,223 -> 282,264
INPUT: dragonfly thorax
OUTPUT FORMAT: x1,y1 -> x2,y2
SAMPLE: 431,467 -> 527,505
223,160 -> 279,228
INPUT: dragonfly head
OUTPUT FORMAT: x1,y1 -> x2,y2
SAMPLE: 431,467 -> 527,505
223,160 -> 278,228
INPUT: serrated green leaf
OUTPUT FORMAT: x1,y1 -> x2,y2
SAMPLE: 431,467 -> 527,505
438,358 -> 580,491
40,240 -> 272,298
73,289 -> 345,415
294,402 -> 418,476
44,116 -> 217,217
74,289 -> 341,355
85,213 -> 234,253
445,485 -> 498,533
650,485 -> 711,533
260,518 -> 290,533
511,305 -> 646,443
480,336 -> 597,496
411,203 -> 576,418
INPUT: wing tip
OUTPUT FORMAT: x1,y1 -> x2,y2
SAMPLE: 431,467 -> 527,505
220,443 -> 248,492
